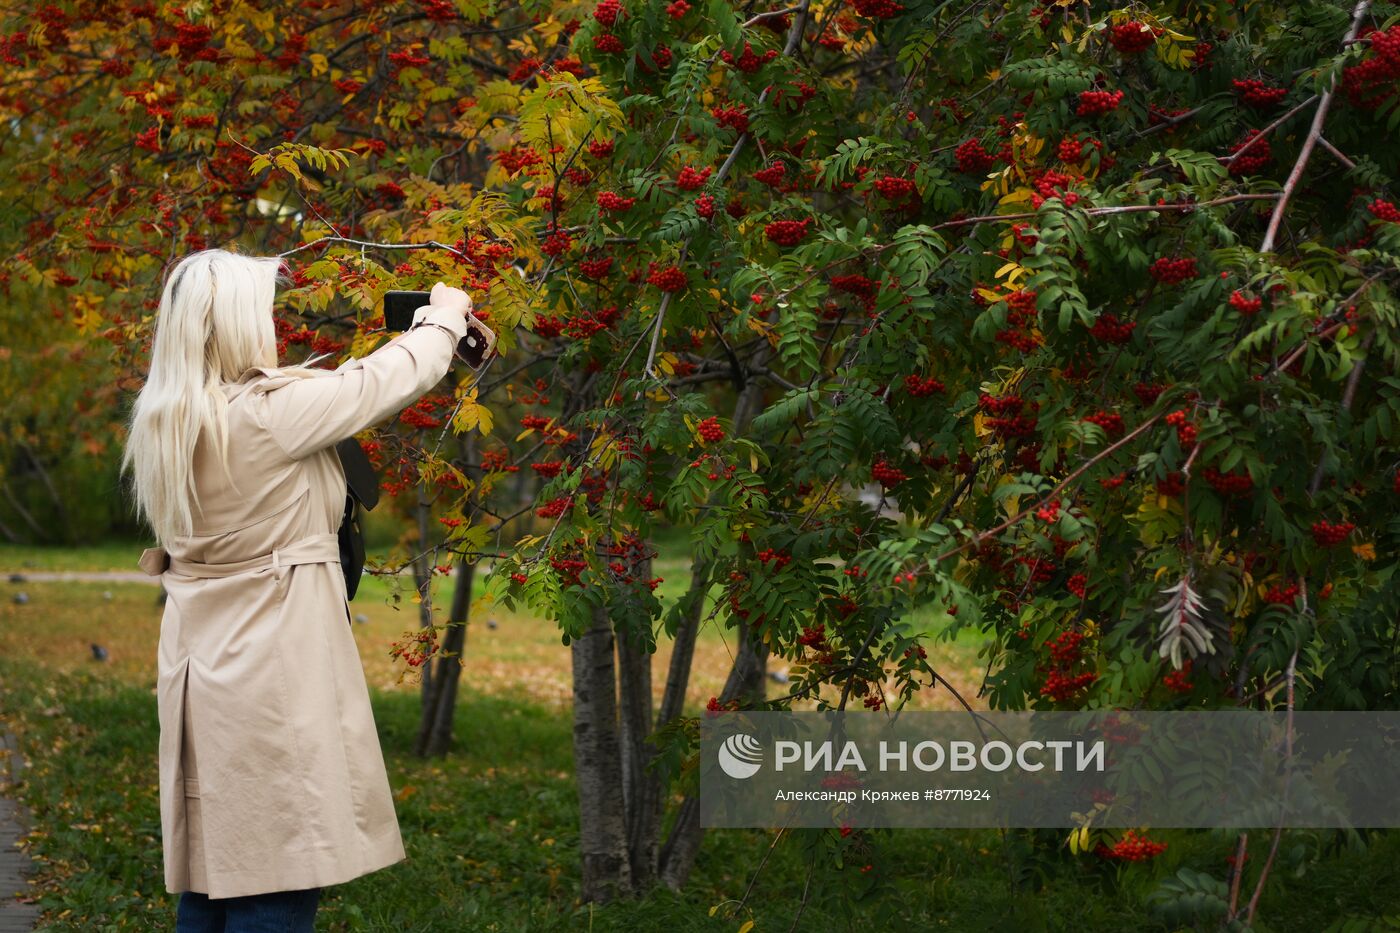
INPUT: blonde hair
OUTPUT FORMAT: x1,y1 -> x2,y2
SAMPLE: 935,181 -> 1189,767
120,247 -> 335,547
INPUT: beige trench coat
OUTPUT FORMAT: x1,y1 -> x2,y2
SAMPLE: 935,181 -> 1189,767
137,303 -> 470,899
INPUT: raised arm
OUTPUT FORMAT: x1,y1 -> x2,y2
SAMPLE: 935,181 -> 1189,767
251,302 -> 469,461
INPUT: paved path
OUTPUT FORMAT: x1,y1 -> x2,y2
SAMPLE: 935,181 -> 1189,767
0,729 -> 39,932
6,570 -> 153,585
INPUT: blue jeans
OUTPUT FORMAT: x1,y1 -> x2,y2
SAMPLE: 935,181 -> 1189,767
176,887 -> 321,932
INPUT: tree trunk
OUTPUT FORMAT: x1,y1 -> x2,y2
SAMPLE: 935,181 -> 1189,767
616,555 -> 662,889
414,558 -> 473,757
658,625 -> 769,890
571,602 -> 634,902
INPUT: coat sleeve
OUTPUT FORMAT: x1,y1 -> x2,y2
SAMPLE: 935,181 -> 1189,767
252,304 -> 470,461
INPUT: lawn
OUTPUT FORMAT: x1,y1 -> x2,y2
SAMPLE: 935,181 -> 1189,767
2,543 -> 1399,931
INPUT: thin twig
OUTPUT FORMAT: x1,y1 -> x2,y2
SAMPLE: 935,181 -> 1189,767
1259,1 -> 1373,253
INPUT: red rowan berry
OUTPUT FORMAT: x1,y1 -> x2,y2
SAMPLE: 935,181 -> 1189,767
647,263 -> 687,292
764,218 -> 812,247
593,32 -> 624,54
675,165 -> 713,190
1076,88 -> 1124,117
1310,519 -> 1355,547
1229,289 -> 1263,315
1233,77 -> 1288,109
955,138 -> 997,174
593,0 -> 622,26
1110,21 -> 1158,55
696,416 -> 725,443
1149,256 -> 1198,285
872,457 -> 906,488
596,190 -> 635,213
873,175 -> 916,199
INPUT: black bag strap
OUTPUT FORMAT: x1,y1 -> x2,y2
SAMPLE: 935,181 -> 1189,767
335,437 -> 380,511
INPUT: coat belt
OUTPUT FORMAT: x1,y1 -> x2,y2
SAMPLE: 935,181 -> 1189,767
138,533 -> 342,579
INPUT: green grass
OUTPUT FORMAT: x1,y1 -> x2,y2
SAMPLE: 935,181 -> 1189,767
4,548 -> 1400,930
4,656 -> 1400,931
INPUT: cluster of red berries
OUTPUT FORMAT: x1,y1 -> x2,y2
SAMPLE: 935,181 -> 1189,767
578,254 -> 613,279
593,33 -> 624,54
1036,498 -> 1061,522
1041,667 -> 1097,702
904,374 -> 945,397
757,548 -> 792,568
1164,409 -> 1197,446
531,461 -> 565,478
874,175 -> 917,199
1341,24 -> 1400,110
871,457 -> 907,488
1088,312 -> 1135,345
392,628 -> 440,669
536,495 -> 574,519
1047,630 -> 1085,665
593,0 -> 622,25
753,162 -> 786,186
1109,21 -> 1159,55
1226,130 -> 1271,176
587,138 -> 614,158
1163,659 -> 1193,694
596,190 -> 635,213
1201,466 -> 1253,497
711,104 -> 750,133
996,288 -> 1041,352
1229,289 -> 1263,315
1066,573 -> 1088,598
1150,256 -> 1198,285
721,42 -> 778,73
797,623 -> 828,649
540,226 -> 572,257
955,138 -> 998,174
1076,88 -> 1124,117
697,416 -> 725,443
1263,581 -> 1300,605
1233,77 -> 1288,109
1098,830 -> 1167,861
676,165 -> 713,190
689,195 -> 714,220
1056,135 -> 1096,162
665,0 -> 689,16
1031,168 -> 1078,207
1311,519 -> 1355,547
765,218 -> 812,246
850,0 -> 904,18
1084,411 -> 1125,437
550,556 -> 588,588
1156,471 -> 1185,497
647,263 -> 687,292
979,393 -> 1039,438
1370,199 -> 1400,224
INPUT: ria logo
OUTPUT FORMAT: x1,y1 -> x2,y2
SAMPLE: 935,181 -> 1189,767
718,733 -> 764,779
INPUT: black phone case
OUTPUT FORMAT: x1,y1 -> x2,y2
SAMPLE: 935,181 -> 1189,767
382,290 -> 431,331
381,289 -> 495,369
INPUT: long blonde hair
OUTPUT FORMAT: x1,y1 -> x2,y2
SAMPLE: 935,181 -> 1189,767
121,247 -> 335,547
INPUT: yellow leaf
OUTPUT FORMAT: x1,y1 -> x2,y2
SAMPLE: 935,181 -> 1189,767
309,53 -> 329,77
452,388 -> 494,436
1353,542 -> 1376,561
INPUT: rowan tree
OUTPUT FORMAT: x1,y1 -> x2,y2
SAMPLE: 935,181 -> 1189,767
6,0 -> 1400,922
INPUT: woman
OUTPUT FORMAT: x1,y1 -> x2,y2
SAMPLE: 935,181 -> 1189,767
119,248 -> 475,932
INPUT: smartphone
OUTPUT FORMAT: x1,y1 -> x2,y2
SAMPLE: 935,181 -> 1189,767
383,290 -> 496,369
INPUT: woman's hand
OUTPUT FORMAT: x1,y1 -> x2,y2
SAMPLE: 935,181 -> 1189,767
429,281 -> 472,319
